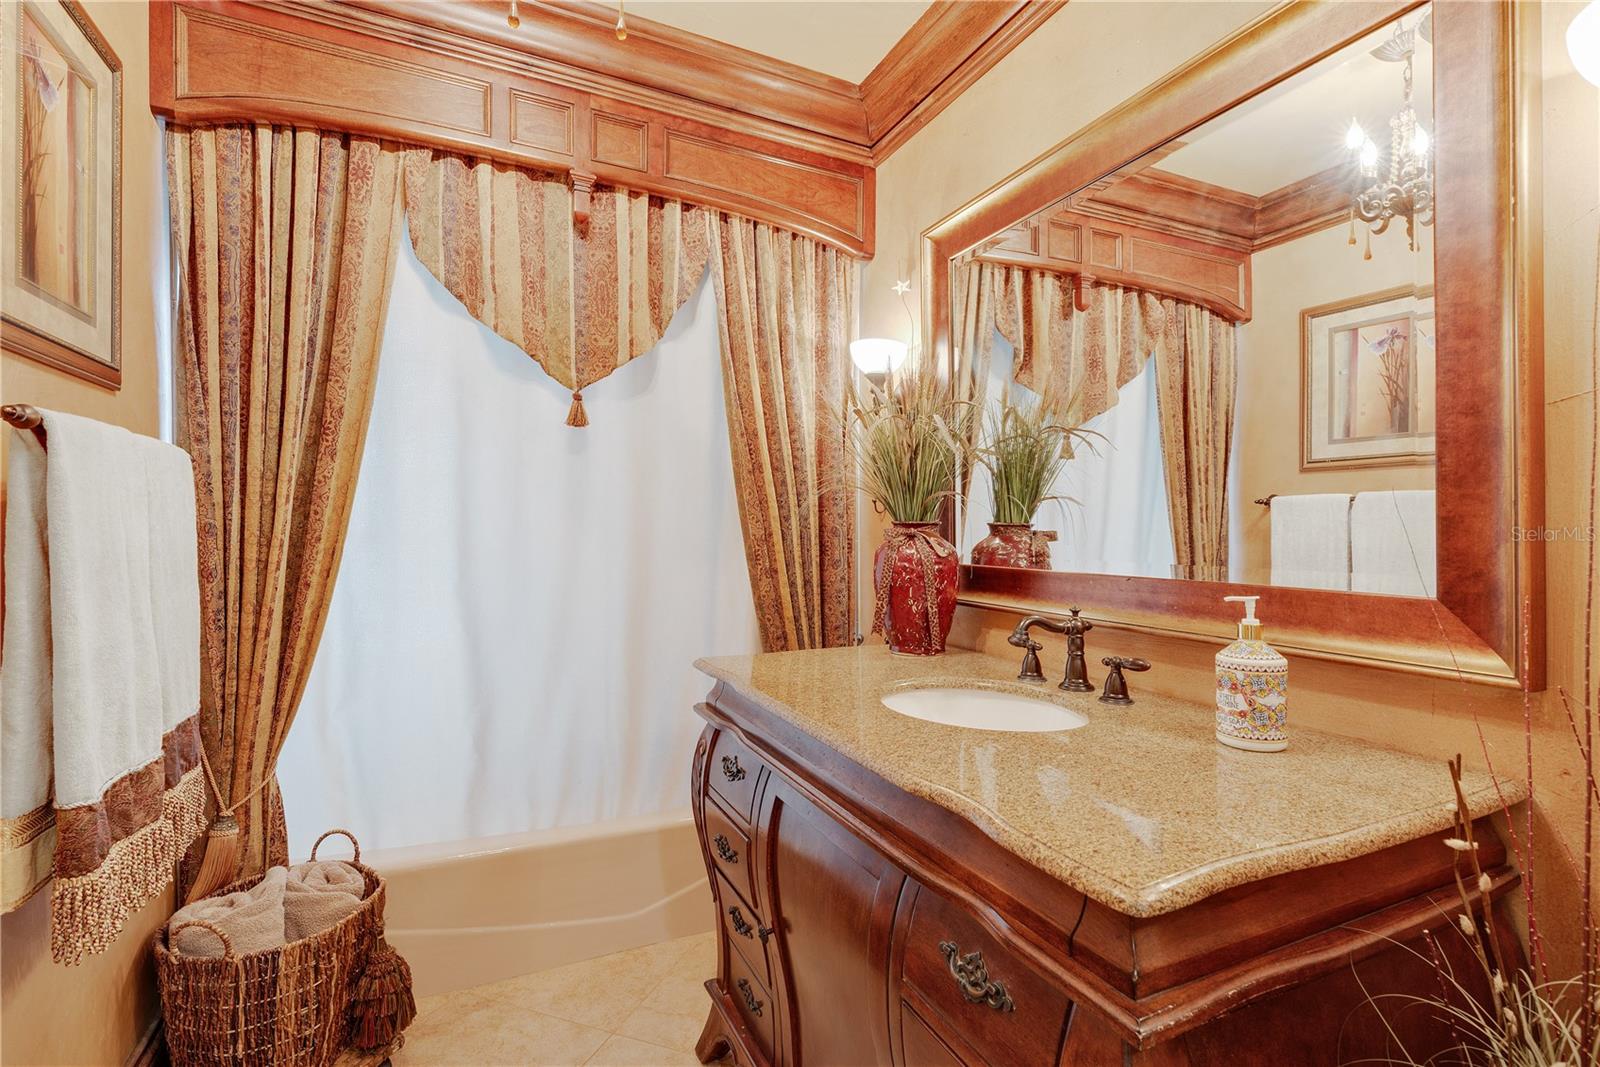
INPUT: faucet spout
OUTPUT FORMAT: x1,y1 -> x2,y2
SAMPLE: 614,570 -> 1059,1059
1008,615 -> 1069,682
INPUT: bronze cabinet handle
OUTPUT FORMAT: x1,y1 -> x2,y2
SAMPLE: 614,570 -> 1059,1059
729,906 -> 755,938
737,977 -> 764,1017
938,940 -> 1016,1013
713,834 -> 739,864
721,755 -> 747,782
757,924 -> 774,944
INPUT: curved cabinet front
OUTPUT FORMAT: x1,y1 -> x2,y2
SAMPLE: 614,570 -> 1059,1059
690,681 -> 1522,1067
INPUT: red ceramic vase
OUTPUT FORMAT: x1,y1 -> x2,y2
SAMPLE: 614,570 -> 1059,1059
970,522 -> 1052,569
873,522 -> 958,656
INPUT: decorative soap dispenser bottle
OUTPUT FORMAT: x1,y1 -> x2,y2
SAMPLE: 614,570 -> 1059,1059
1214,595 -> 1289,752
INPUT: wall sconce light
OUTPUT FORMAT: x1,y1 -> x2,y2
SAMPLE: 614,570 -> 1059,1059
1571,1 -> 1600,87
849,338 -> 910,383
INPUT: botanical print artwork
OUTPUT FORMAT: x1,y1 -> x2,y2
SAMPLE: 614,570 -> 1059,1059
1,0 -> 120,388
1329,312 -> 1436,441
1302,287 -> 1436,469
19,8 -> 94,316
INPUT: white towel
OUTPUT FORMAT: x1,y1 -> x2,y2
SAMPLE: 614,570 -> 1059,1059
1269,494 -> 1352,590
0,410 -> 208,963
1351,490 -> 1437,597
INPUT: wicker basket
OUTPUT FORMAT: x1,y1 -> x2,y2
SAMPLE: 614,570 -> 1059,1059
154,830 -> 388,1067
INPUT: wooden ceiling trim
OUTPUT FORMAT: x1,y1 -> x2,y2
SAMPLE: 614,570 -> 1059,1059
861,0 -> 1067,161
265,0 -> 874,162
1071,164 -> 1356,253
151,0 -> 875,253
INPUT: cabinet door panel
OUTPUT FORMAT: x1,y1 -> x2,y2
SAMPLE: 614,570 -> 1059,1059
764,778 -> 905,1067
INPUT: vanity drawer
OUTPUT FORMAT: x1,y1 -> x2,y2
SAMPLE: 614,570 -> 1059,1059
900,886 -> 1070,1067
704,795 -> 756,909
725,936 -> 777,1064
717,873 -> 772,987
901,1001 -> 968,1067
708,729 -> 764,823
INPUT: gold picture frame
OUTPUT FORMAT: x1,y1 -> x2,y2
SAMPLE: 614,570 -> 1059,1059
1,0 -> 122,389
1300,284 -> 1436,471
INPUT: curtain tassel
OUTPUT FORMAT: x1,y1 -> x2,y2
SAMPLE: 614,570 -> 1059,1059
566,390 -> 589,428
183,814 -> 240,904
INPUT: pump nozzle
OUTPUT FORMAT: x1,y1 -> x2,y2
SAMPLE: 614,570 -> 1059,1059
1223,595 -> 1263,640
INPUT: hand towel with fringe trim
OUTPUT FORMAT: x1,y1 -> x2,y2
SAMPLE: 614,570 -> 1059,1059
0,411 -> 208,964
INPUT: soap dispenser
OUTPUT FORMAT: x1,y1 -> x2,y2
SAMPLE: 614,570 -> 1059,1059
1215,595 -> 1289,751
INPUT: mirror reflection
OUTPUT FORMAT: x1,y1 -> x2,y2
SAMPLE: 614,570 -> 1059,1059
955,7 -> 1437,596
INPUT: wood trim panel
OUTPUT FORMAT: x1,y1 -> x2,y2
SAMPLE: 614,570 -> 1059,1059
150,0 -> 874,253
861,0 -> 1068,161
926,0 -> 1543,689
977,209 -> 1252,322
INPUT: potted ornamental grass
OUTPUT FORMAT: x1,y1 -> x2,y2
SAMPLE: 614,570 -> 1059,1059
845,362 -> 970,655
970,387 -> 1099,569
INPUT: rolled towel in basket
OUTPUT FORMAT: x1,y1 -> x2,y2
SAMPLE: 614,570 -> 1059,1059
171,868 -> 288,957
283,860 -> 365,940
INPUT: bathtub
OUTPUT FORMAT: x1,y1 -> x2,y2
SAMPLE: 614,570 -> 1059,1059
363,810 -> 714,996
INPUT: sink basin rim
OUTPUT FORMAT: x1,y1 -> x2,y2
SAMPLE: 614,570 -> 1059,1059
880,681 -> 1090,733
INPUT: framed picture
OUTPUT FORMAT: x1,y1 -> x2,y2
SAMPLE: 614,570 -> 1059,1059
1301,285 -> 1435,470
1,0 -> 121,389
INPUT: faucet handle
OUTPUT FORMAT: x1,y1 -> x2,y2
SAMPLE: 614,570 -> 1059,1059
1065,606 -> 1094,635
1098,656 -> 1151,705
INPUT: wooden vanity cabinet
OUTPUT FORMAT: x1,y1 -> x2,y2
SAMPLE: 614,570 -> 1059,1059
691,681 -> 1521,1067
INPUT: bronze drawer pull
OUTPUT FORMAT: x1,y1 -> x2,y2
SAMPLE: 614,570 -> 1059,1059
714,834 -> 739,864
939,940 -> 1016,1012
737,977 -> 764,1017
729,906 -> 755,938
721,755 -> 747,782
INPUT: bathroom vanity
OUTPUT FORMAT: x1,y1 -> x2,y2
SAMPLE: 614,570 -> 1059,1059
689,647 -> 1524,1067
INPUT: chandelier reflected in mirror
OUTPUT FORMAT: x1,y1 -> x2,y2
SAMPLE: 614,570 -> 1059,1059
1344,14 -> 1434,258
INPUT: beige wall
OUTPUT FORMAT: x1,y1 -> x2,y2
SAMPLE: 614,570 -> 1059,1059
871,0 -> 1598,978
1233,221 -> 1437,583
0,2 -> 172,1064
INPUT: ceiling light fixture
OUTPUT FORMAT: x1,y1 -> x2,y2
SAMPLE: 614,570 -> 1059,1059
1343,14 -> 1434,259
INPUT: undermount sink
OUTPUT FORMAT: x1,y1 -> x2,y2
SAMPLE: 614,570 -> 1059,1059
881,686 -> 1090,733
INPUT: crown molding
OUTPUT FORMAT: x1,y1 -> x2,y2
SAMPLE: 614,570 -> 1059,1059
862,0 -> 1068,162
335,0 -> 1064,162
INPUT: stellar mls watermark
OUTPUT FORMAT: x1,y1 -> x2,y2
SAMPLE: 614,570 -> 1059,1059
1512,524 -> 1596,542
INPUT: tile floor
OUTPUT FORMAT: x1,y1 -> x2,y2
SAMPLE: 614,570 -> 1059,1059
393,932 -> 727,1066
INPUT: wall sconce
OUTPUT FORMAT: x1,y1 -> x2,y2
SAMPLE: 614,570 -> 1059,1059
849,338 -> 910,384
1571,1 -> 1600,87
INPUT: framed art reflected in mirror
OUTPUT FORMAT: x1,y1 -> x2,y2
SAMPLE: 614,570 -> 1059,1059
1303,285 -> 1436,470
1,0 -> 122,390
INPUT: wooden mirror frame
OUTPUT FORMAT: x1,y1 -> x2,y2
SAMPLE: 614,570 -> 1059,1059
925,0 -> 1544,689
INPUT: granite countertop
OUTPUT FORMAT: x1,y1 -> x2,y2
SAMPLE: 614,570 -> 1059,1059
695,645 -> 1526,918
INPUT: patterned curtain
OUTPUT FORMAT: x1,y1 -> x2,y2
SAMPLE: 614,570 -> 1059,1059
1153,303 -> 1237,582
167,124 -> 406,882
400,148 -> 712,425
709,215 -> 856,652
953,260 -> 1237,580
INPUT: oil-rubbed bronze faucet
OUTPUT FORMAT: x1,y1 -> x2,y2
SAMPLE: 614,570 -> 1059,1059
1060,607 -> 1095,693
1099,656 -> 1152,705
1007,615 -> 1069,681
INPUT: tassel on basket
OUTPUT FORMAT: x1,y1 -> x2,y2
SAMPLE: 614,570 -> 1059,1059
349,936 -> 418,1052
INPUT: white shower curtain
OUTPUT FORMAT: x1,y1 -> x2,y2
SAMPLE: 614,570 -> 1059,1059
278,230 -> 760,856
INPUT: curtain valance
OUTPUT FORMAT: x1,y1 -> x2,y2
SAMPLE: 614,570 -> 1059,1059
400,147 -> 715,424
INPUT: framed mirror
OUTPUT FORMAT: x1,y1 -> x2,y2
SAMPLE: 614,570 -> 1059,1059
926,0 -> 1542,688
